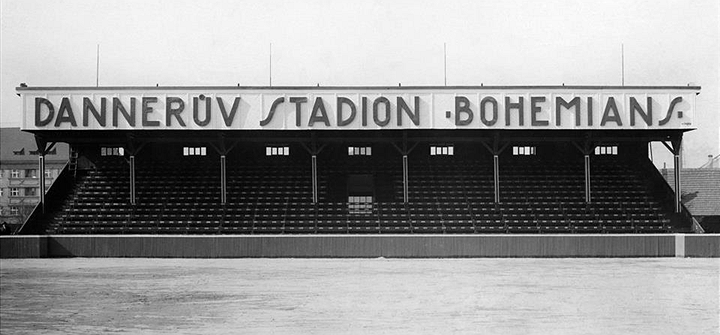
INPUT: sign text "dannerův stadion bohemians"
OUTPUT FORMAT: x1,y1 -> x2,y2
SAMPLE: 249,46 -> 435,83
20,87 -> 698,131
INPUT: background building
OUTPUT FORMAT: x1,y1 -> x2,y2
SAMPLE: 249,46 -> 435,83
0,127 -> 68,232
663,158 -> 720,233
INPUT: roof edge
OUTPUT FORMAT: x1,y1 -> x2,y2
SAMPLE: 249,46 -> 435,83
15,85 -> 703,91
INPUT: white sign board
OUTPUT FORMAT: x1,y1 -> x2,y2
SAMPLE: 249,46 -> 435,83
20,87 -> 698,131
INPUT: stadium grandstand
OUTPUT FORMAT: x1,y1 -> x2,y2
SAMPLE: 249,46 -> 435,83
13,85 -> 703,237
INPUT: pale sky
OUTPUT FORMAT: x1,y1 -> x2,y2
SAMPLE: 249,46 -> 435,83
1,0 -> 718,167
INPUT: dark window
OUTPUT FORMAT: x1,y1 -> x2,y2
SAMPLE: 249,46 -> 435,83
101,147 -> 125,156
25,169 -> 37,179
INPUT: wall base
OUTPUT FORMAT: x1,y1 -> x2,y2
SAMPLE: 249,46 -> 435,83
3,234 -> 718,258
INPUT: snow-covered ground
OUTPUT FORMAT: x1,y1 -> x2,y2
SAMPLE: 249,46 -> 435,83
1,258 -> 718,334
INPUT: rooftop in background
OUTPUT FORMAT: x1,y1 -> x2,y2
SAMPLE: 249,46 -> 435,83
663,168 -> 720,216
699,154 -> 720,169
0,128 -> 69,162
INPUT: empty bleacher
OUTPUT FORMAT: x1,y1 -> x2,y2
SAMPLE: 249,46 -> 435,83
44,145 -> 676,235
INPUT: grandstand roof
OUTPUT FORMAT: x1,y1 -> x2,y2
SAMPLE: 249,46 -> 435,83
15,85 -> 702,91
0,127 -> 68,162
664,168 -> 720,216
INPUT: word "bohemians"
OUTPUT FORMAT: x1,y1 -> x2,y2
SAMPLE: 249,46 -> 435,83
453,95 -> 684,127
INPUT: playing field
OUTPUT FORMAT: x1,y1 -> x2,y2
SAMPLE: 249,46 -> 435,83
1,258 -> 718,334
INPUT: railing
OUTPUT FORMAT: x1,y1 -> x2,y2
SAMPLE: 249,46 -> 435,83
34,198 -> 676,235
33,155 -> 685,235
16,162 -> 72,235
692,217 -> 705,234
638,158 -> 695,232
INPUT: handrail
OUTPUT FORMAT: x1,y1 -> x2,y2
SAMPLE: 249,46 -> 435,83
16,162 -> 70,234
692,217 -> 706,234
638,158 -> 695,231
15,199 -> 42,235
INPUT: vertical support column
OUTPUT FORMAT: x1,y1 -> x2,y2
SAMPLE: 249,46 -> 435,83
493,154 -> 500,203
38,154 -> 46,213
482,136 -> 505,205
402,155 -> 409,203
672,135 -> 683,213
662,135 -> 684,214
312,154 -> 318,204
34,136 -> 49,214
584,154 -> 591,203
674,152 -> 681,213
220,155 -> 227,204
401,131 -> 409,204
129,155 -> 136,205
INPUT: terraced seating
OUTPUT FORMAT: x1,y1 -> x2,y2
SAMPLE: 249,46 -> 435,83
45,150 -> 675,234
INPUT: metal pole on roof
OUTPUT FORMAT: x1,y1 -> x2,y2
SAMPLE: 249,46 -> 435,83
621,43 -> 624,86
269,43 -> 273,87
444,42 -> 447,86
96,44 -> 100,87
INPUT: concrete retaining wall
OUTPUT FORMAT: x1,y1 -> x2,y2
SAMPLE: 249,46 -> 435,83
2,234 -> 717,258
685,235 -> 720,257
0,236 -> 47,258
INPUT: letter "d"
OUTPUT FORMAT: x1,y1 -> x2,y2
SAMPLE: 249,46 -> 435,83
35,98 -> 55,127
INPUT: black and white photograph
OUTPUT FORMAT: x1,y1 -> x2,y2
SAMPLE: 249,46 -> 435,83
1,0 -> 718,333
